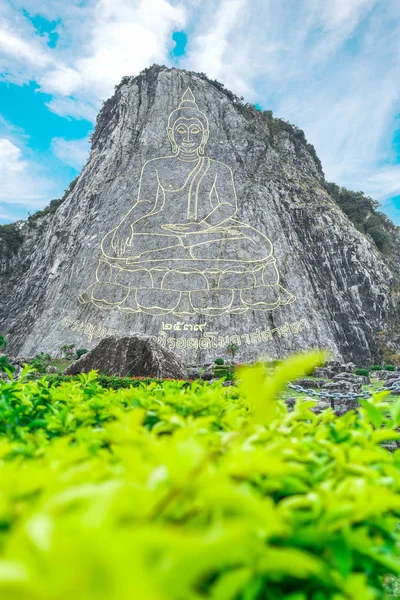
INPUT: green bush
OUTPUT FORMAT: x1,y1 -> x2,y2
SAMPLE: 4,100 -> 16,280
385,365 -> 396,372
0,353 -> 399,599
76,348 -> 89,359
355,368 -> 369,376
370,365 -> 383,371
0,355 -> 15,373
0,335 -> 6,351
29,352 -> 51,374
324,182 -> 392,253
213,366 -> 233,380
45,373 -> 190,389
214,358 -> 224,365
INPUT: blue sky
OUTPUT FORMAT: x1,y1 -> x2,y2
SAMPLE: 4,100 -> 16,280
0,0 -> 399,224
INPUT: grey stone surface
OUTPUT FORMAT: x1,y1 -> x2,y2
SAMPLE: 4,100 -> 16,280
322,380 -> 362,393
292,377 -> 327,389
64,336 -> 187,379
313,367 -> 335,379
325,361 -> 342,374
0,65 -> 399,364
332,372 -> 370,385
311,401 -> 331,414
334,398 -> 360,416
374,370 -> 397,381
386,377 -> 400,389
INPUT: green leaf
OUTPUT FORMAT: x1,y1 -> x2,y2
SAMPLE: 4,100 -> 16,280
359,400 -> 384,428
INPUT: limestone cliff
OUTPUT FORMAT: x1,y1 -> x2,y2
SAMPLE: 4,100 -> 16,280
0,65 -> 398,364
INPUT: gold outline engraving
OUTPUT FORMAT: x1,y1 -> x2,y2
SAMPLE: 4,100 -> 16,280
79,88 -> 296,317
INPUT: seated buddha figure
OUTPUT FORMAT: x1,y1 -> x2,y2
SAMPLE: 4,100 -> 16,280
80,88 -> 295,316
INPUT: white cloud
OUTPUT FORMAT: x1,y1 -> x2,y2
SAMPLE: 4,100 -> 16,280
185,0 -> 250,94
0,27 -> 51,67
41,65 -> 82,96
0,137 -> 53,207
1,0 -> 185,116
361,165 -> 400,201
51,136 -> 90,169
39,0 -> 185,107
45,97 -> 99,122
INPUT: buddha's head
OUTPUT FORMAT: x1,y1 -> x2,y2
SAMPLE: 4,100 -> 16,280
167,88 -> 209,156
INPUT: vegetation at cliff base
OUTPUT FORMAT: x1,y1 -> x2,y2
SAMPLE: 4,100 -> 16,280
0,352 -> 399,599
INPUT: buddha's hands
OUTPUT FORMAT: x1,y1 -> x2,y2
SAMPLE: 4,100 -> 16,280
161,222 -> 210,234
112,221 -> 133,256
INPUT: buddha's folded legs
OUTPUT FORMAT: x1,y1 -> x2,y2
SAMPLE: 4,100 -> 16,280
102,230 -> 190,261
188,225 -> 273,262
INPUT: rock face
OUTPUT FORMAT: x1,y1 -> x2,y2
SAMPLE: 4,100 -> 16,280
64,336 -> 187,379
0,65 -> 399,364
322,380 -> 362,393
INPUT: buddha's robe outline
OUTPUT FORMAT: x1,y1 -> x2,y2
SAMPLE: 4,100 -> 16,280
101,155 -> 273,266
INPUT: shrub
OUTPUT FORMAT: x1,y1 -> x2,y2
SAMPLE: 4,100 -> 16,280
214,358 -> 224,365
355,368 -> 369,376
45,373 -> 192,390
61,343 -> 76,359
76,348 -> 89,359
370,365 -> 383,371
0,353 -> 399,599
213,366 -> 233,380
0,335 -> 6,351
324,182 -> 393,253
385,365 -> 396,371
0,355 -> 15,373
29,352 -> 51,373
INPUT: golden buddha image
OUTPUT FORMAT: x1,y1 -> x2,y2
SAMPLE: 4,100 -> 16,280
79,88 -> 295,316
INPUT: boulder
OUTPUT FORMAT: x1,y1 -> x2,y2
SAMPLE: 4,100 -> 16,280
313,367 -> 335,379
322,380 -> 362,393
340,362 -> 356,373
332,372 -> 370,385
374,370 -> 396,381
187,367 -> 202,380
46,365 -> 58,373
385,378 -> 400,393
284,397 -> 297,411
292,378 -> 328,389
201,365 -> 214,381
334,397 -> 360,416
64,336 -> 187,379
325,360 -> 342,374
311,401 -> 331,414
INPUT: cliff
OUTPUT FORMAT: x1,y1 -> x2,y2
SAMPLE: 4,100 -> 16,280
0,64 -> 398,364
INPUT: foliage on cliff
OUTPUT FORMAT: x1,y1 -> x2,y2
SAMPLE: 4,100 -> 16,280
0,177 -> 78,259
0,353 -> 399,599
324,182 -> 394,252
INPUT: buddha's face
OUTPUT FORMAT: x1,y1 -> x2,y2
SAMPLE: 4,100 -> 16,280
168,118 -> 208,155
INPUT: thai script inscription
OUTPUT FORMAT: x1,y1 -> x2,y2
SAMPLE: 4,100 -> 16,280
61,316 -> 120,342
156,319 -> 310,352
161,321 -> 207,332
61,316 -> 309,353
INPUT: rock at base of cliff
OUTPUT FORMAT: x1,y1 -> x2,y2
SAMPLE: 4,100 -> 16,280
322,380 -> 362,393
64,336 -> 187,379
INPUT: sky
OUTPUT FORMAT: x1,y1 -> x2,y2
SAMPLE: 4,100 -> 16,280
0,0 -> 399,224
